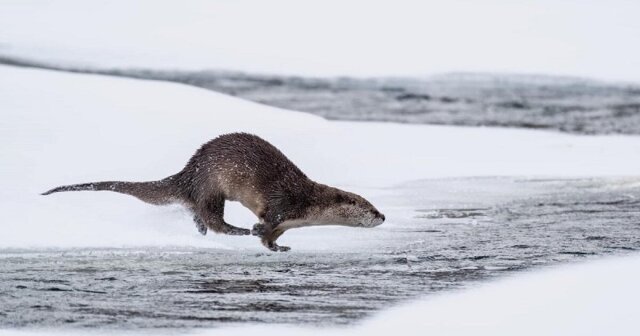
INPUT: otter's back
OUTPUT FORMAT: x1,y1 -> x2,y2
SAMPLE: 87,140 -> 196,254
182,133 -> 310,201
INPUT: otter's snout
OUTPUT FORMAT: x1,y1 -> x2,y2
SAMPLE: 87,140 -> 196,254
369,210 -> 385,227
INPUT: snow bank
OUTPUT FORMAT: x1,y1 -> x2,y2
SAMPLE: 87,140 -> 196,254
0,0 -> 639,81
2,64 -> 640,249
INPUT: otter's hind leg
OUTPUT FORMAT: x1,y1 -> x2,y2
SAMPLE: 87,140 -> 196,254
193,215 -> 208,236
195,198 -> 250,236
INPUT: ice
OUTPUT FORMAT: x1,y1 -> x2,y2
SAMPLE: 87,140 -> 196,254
190,254 -> 640,336
2,254 -> 639,335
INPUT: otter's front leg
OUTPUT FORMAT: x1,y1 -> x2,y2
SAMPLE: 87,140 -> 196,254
252,223 -> 290,252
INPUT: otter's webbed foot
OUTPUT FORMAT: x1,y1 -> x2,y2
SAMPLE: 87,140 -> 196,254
261,237 -> 290,252
266,241 -> 291,252
274,244 -> 291,252
194,215 -> 208,236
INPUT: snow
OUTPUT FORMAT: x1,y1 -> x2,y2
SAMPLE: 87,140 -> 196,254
2,64 -> 640,249
3,253 -> 639,335
1,0 -> 639,82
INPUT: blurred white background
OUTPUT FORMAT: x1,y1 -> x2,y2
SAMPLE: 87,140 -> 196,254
1,0 -> 639,81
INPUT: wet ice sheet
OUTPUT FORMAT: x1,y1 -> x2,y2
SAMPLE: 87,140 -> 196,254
1,177 -> 639,329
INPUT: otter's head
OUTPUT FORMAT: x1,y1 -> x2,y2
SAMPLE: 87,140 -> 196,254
308,185 -> 385,228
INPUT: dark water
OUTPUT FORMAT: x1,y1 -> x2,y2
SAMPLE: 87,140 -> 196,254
2,177 -> 639,329
2,56 -> 640,135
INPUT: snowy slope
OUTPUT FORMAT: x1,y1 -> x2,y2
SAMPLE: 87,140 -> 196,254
0,1 -> 639,81
2,64 -> 640,249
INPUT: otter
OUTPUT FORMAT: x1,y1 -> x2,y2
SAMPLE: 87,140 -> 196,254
42,133 -> 385,251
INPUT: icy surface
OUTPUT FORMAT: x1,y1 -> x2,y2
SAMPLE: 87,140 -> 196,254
4,253 -> 640,335
1,177 -> 639,328
185,253 -> 640,336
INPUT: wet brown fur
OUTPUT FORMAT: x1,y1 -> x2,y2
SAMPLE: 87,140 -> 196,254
42,133 -> 384,251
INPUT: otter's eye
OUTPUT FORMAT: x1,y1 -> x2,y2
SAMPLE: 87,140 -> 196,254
348,199 -> 357,205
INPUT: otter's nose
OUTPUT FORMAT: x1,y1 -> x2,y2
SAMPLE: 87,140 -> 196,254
375,212 -> 385,222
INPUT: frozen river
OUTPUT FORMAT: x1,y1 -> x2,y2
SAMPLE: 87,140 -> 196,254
2,56 -> 640,135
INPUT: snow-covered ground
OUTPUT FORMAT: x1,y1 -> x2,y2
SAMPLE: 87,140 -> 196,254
1,0 -> 639,81
2,64 -> 640,249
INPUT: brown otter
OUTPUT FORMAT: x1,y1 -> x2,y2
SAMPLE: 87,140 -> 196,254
42,133 -> 385,251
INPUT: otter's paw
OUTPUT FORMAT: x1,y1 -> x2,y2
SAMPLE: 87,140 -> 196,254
227,227 -> 251,236
275,245 -> 291,252
251,223 -> 267,236
194,218 -> 208,236
262,239 -> 291,252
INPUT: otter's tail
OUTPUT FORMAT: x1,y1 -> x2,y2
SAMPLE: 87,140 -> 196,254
42,178 -> 178,206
